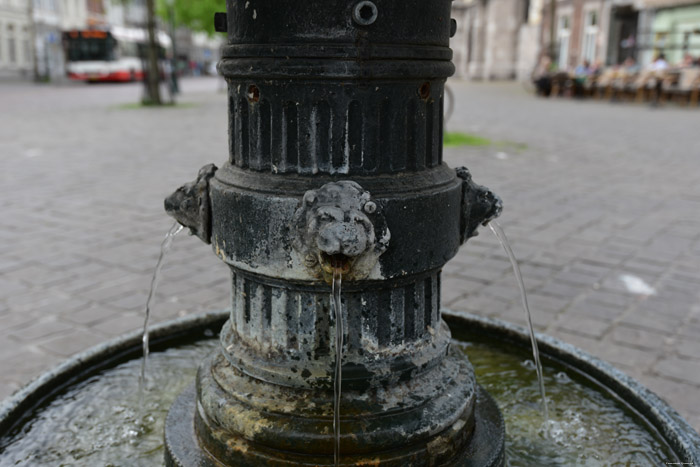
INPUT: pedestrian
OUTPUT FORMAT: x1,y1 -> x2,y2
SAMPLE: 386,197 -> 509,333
533,55 -> 553,97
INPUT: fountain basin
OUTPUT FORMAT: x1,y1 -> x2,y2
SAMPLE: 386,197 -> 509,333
0,309 -> 698,465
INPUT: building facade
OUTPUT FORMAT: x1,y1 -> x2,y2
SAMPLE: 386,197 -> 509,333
0,0 -> 33,79
542,0 -> 700,71
106,0 -> 146,29
646,0 -> 700,65
451,0 -> 545,80
454,0 -> 700,80
59,0 -> 87,30
540,0 -> 613,70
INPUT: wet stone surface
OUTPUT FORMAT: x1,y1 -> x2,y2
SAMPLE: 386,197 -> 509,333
0,77 -> 699,432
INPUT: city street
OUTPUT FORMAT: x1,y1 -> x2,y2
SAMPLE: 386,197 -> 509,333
1,76 -> 699,431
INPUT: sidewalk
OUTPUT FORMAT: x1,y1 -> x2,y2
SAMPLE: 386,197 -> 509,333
1,77 -> 698,431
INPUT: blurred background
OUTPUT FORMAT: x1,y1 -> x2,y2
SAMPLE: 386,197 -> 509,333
1,0 -> 699,433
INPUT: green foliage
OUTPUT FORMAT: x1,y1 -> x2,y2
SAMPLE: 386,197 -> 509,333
443,132 -> 529,151
156,0 -> 225,35
443,132 -> 492,147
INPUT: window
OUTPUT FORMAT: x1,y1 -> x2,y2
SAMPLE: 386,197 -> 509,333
64,32 -> 116,61
523,0 -> 530,22
7,24 -> 16,64
557,15 -> 571,69
581,10 -> 599,63
22,26 -> 30,64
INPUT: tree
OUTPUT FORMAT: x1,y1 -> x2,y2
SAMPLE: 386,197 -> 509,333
144,0 -> 162,105
114,0 -> 223,105
156,0 -> 223,36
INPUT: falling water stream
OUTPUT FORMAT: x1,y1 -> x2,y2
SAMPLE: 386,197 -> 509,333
331,266 -> 343,467
139,222 -> 184,402
489,221 -> 549,422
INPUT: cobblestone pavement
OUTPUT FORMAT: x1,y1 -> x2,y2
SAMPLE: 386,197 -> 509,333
1,77 -> 699,432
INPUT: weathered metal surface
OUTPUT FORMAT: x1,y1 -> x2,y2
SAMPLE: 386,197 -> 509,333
291,180 -> 390,282
208,166 -> 464,281
455,167 -> 503,244
163,0 -> 505,464
164,164 -> 217,244
166,382 -> 505,467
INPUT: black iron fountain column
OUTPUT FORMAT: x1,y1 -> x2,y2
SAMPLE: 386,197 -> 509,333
164,1 -> 505,465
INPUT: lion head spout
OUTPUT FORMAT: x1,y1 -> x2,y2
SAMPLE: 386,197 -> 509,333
291,181 -> 390,282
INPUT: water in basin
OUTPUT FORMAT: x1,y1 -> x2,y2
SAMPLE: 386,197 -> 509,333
0,324 -> 676,466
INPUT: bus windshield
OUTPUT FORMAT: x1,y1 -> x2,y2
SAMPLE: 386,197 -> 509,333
63,30 -> 117,62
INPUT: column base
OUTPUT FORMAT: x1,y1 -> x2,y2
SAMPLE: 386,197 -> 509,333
165,351 -> 505,466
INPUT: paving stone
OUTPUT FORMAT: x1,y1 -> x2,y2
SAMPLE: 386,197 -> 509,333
105,290 -> 150,312
62,303 -> 125,326
611,324 -> 671,351
548,330 -> 601,357
685,413 -> 700,434
521,292 -> 570,313
91,312 -> 144,337
76,276 -> 150,303
8,318 -> 75,341
440,275 -> 484,305
0,310 -> 43,334
551,270 -> 600,287
39,328 -> 107,357
595,342 -> 661,372
9,264 -> 75,288
478,282 -> 525,302
622,259 -> 669,277
449,261 -> 509,283
32,297 -> 92,317
2,78 -> 699,431
0,275 -> 32,295
0,257 -> 25,274
680,315 -> 700,332
586,289 -> 637,309
636,297 -> 691,318
555,315 -> 611,339
449,293 -> 511,315
537,281 -> 587,299
495,305 -> 551,331
566,298 -> 625,321
515,263 -> 561,281
673,336 -> 700,360
0,342 -> 65,385
653,357 -> 700,386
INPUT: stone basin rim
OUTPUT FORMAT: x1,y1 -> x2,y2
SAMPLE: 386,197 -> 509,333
442,310 -> 700,463
0,309 -> 698,463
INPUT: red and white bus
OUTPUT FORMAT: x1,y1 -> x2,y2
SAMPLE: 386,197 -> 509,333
63,26 -> 171,82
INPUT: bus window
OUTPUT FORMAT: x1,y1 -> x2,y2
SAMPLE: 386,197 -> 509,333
63,31 -> 116,61
119,40 -> 139,59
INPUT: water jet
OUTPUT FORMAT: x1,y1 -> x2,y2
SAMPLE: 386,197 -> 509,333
1,1 -> 699,465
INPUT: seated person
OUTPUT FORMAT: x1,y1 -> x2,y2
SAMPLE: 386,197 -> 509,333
573,60 -> 592,97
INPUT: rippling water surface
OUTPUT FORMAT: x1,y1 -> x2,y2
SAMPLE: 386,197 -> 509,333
0,334 -> 675,466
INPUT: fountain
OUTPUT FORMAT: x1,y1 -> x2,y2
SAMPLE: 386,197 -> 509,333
1,1 -> 699,465
162,1 -> 504,463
